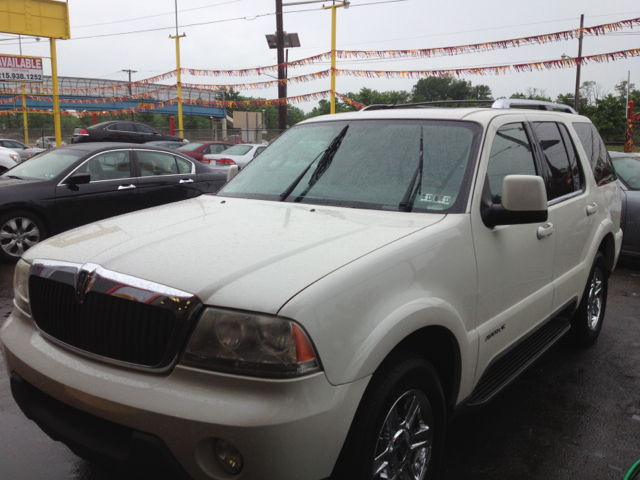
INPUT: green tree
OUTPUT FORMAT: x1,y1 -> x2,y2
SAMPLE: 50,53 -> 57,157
411,76 -> 491,102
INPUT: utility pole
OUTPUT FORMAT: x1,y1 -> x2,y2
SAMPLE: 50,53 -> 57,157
122,69 -> 137,121
276,0 -> 286,133
574,14 -> 584,112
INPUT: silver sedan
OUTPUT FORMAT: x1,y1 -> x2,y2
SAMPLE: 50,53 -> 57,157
203,143 -> 267,170
610,151 -> 640,258
0,139 -> 45,161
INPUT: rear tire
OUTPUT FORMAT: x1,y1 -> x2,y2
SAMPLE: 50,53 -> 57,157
0,210 -> 46,263
332,353 -> 446,480
569,251 -> 608,346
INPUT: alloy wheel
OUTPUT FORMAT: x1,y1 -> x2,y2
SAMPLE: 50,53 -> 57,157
0,217 -> 40,258
587,266 -> 604,331
373,390 -> 433,480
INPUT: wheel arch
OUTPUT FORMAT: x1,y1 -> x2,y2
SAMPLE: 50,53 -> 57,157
390,325 -> 462,416
0,205 -> 51,238
598,231 -> 616,273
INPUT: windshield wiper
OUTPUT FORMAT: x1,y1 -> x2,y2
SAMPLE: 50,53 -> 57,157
7,175 -> 23,180
279,125 -> 349,202
398,126 -> 423,212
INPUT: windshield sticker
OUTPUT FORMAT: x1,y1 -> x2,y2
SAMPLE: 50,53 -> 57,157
419,194 -> 451,205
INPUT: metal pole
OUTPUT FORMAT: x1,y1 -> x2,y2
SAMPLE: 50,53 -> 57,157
22,84 -> 28,145
330,3 -> 337,114
276,0 -> 286,133
123,69 -> 137,121
50,39 -> 62,147
18,35 -> 28,144
574,14 -> 584,111
172,0 -> 185,138
626,71 -> 630,119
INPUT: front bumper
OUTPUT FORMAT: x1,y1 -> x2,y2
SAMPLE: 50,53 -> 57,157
0,306 -> 369,480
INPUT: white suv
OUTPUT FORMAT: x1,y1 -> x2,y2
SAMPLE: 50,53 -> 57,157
1,100 -> 623,480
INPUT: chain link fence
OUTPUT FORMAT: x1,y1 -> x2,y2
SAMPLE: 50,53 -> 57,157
0,127 -> 284,146
625,119 -> 640,152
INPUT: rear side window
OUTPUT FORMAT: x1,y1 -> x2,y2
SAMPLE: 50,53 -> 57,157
138,151 -> 179,176
558,124 -> 582,192
135,124 -> 157,134
572,123 -> 617,186
115,123 -> 135,132
532,122 -> 574,200
486,123 -> 537,204
175,156 -> 193,174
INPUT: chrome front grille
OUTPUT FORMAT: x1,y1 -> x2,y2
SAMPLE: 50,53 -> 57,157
28,260 -> 202,371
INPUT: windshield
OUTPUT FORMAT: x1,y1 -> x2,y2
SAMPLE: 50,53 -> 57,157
218,119 -> 482,212
2,149 -> 84,180
223,145 -> 253,156
177,143 -> 204,151
611,155 -> 640,189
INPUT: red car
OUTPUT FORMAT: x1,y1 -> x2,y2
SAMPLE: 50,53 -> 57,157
177,141 -> 233,163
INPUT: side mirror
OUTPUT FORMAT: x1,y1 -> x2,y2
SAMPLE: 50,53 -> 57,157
481,175 -> 548,228
66,173 -> 91,185
227,165 -> 239,182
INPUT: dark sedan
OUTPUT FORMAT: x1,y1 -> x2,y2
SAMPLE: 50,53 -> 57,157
71,121 -> 187,145
0,143 -> 226,262
176,141 -> 233,163
610,151 -> 640,258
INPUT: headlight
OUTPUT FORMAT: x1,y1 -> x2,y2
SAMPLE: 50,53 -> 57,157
13,259 -> 31,315
182,308 -> 320,378
10,154 -> 19,163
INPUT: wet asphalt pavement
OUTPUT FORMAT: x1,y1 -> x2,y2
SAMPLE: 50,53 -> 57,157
0,259 -> 639,480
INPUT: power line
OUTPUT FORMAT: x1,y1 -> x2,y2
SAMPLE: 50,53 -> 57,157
73,0 -> 246,29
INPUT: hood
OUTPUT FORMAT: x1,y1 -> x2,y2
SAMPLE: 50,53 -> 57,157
24,196 -> 444,313
0,176 -> 42,188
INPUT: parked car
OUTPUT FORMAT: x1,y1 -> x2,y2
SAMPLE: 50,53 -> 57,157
35,136 -> 66,149
0,145 -> 21,173
203,143 -> 267,170
144,140 -> 187,150
71,121 -> 187,145
0,139 -> 45,160
0,101 -> 623,480
176,141 -> 234,163
609,151 -> 639,257
0,143 -> 226,262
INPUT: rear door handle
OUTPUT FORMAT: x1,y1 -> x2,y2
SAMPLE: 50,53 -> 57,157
586,203 -> 598,216
179,179 -> 194,184
537,222 -> 554,239
118,184 -> 136,190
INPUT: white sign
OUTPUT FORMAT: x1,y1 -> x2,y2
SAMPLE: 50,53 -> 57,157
0,55 -> 44,83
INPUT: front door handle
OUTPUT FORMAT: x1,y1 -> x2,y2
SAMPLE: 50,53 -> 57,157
118,184 -> 136,190
179,179 -> 194,184
586,203 -> 598,216
537,222 -> 554,240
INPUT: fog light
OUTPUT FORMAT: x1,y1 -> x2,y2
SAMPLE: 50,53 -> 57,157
215,439 -> 243,475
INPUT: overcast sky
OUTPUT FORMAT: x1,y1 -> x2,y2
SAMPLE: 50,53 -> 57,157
1,0 -> 639,112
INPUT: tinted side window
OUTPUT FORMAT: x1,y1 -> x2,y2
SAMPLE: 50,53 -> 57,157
572,123 -> 617,186
115,123 -> 135,132
76,151 -> 132,181
558,123 -> 582,192
532,122 -> 574,200
135,124 -> 157,134
137,151 -> 178,176
486,123 -> 537,204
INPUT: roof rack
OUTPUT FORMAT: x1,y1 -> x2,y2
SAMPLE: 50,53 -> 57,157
491,98 -> 577,114
360,99 -> 577,114
361,100 -> 494,111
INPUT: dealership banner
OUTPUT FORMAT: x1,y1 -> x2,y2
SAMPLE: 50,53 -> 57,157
0,55 -> 44,83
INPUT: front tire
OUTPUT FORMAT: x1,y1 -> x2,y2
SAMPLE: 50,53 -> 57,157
0,211 -> 46,263
333,353 -> 446,480
569,251 -> 608,346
